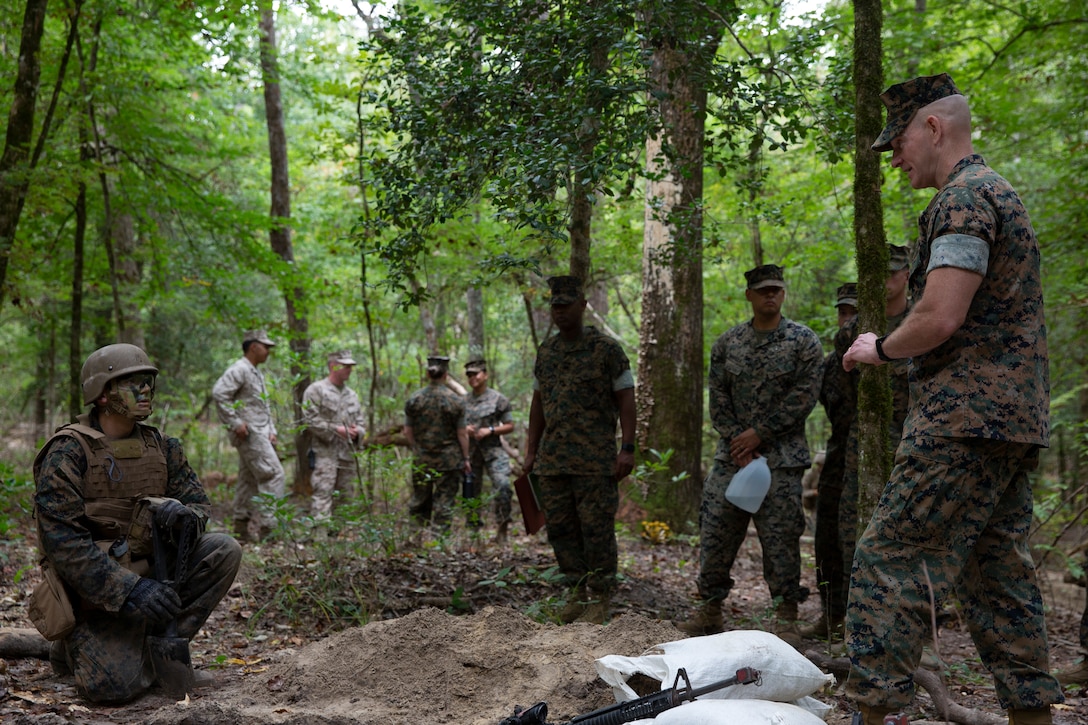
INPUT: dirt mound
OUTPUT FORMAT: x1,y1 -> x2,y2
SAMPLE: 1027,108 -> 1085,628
147,606 -> 684,725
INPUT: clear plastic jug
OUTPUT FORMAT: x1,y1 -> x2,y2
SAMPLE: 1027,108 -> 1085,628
725,456 -> 771,513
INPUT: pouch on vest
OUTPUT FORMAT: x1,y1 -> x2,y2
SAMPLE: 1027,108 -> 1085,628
27,561 -> 76,641
128,496 -> 171,558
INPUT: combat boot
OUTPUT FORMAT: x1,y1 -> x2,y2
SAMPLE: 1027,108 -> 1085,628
558,588 -> 588,624
576,594 -> 611,625
798,614 -> 844,641
257,524 -> 274,542
850,704 -> 897,725
773,601 -> 802,648
676,599 -> 724,636
493,521 -> 509,545
1008,707 -> 1052,725
1055,658 -> 1088,685
232,519 -> 252,543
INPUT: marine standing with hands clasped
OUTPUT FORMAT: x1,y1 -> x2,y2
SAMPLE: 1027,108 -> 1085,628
303,350 -> 366,527
841,73 -> 1062,724
211,329 -> 286,543
403,355 -> 472,532
678,264 -> 822,645
32,344 -> 242,703
524,275 -> 636,625
463,359 -> 515,542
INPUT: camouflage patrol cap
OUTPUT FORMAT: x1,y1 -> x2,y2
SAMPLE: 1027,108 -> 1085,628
872,73 -> 962,152
744,264 -> 786,290
426,355 -> 450,375
328,350 -> 356,366
836,282 -> 858,308
888,244 -> 910,271
547,275 -> 584,306
464,359 -> 487,374
243,329 -> 276,347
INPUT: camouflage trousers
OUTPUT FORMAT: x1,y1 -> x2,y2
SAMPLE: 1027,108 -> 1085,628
55,532 -> 242,704
408,465 -> 463,531
845,435 -> 1064,711
231,425 -> 286,529
310,455 -> 357,520
1081,553 -> 1088,651
468,445 -> 513,527
814,442 -> 848,620
697,459 -> 809,605
536,473 -> 618,593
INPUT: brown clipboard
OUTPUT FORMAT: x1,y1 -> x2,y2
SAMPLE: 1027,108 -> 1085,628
514,472 -> 546,535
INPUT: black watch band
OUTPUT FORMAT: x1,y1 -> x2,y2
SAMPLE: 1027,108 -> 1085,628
875,335 -> 895,362
620,443 -> 635,453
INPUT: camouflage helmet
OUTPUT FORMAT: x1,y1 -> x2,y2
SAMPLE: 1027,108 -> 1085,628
81,344 -> 159,405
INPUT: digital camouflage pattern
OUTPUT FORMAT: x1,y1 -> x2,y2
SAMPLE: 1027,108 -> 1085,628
707,318 -> 822,469
697,459 -> 808,604
212,357 -> 285,527
699,317 -> 821,605
532,326 -> 632,476
847,437 -> 1061,710
404,382 -> 467,471
812,348 -> 855,621
845,154 -> 1061,712
904,155 -> 1049,446
407,468 -> 462,530
536,473 -> 619,593
533,325 -> 633,593
872,73 -> 961,152
34,410 -> 240,703
464,387 -> 514,525
304,378 -> 365,518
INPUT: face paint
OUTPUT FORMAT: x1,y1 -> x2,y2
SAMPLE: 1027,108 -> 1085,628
106,373 -> 156,421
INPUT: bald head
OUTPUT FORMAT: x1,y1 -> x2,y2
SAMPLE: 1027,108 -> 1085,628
891,94 -> 975,190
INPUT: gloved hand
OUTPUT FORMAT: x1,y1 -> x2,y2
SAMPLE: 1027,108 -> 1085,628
154,498 -> 195,530
120,577 -> 182,624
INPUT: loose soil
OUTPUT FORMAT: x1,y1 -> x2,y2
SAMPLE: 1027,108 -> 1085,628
1,505 -> 1086,725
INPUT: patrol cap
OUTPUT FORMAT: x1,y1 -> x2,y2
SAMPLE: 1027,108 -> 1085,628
872,73 -> 962,152
464,359 -> 487,374
835,282 -> 858,308
243,329 -> 276,347
426,355 -> 450,375
888,244 -> 910,272
744,264 -> 786,290
328,350 -> 356,366
547,275 -> 584,306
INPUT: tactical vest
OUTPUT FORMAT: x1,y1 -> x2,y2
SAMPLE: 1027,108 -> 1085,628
34,413 -> 168,557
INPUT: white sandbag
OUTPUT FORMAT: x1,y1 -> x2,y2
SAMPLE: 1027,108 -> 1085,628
792,695 -> 833,721
651,698 -> 828,725
595,629 -> 833,703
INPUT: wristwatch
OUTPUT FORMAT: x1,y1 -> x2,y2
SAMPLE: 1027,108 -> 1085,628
875,335 -> 895,362
620,443 -> 635,453
489,425 -> 495,435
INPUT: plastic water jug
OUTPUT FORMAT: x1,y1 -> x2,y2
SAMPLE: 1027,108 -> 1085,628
725,456 -> 771,513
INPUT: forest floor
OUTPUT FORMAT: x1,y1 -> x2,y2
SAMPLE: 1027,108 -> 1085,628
1,489 -> 1086,725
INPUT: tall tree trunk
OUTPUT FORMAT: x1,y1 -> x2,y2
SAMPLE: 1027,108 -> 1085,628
0,0 -> 49,307
259,2 -> 312,496
853,0 -> 892,531
466,286 -> 484,360
637,3 -> 725,527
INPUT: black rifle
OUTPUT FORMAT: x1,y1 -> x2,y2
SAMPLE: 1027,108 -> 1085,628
498,666 -> 761,725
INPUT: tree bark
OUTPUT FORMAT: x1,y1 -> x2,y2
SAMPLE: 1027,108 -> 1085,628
259,1 -> 312,496
853,0 -> 892,530
0,0 -> 49,308
636,3 -> 726,526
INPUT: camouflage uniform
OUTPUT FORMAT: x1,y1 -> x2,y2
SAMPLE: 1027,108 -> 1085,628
34,410 -> 241,703
212,356 -> 285,529
835,307 -> 909,588
303,377 -> 365,519
699,317 -> 822,606
812,346 -> 855,622
464,386 -> 514,526
533,325 -> 633,593
845,153 -> 1062,711
404,382 -> 467,529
